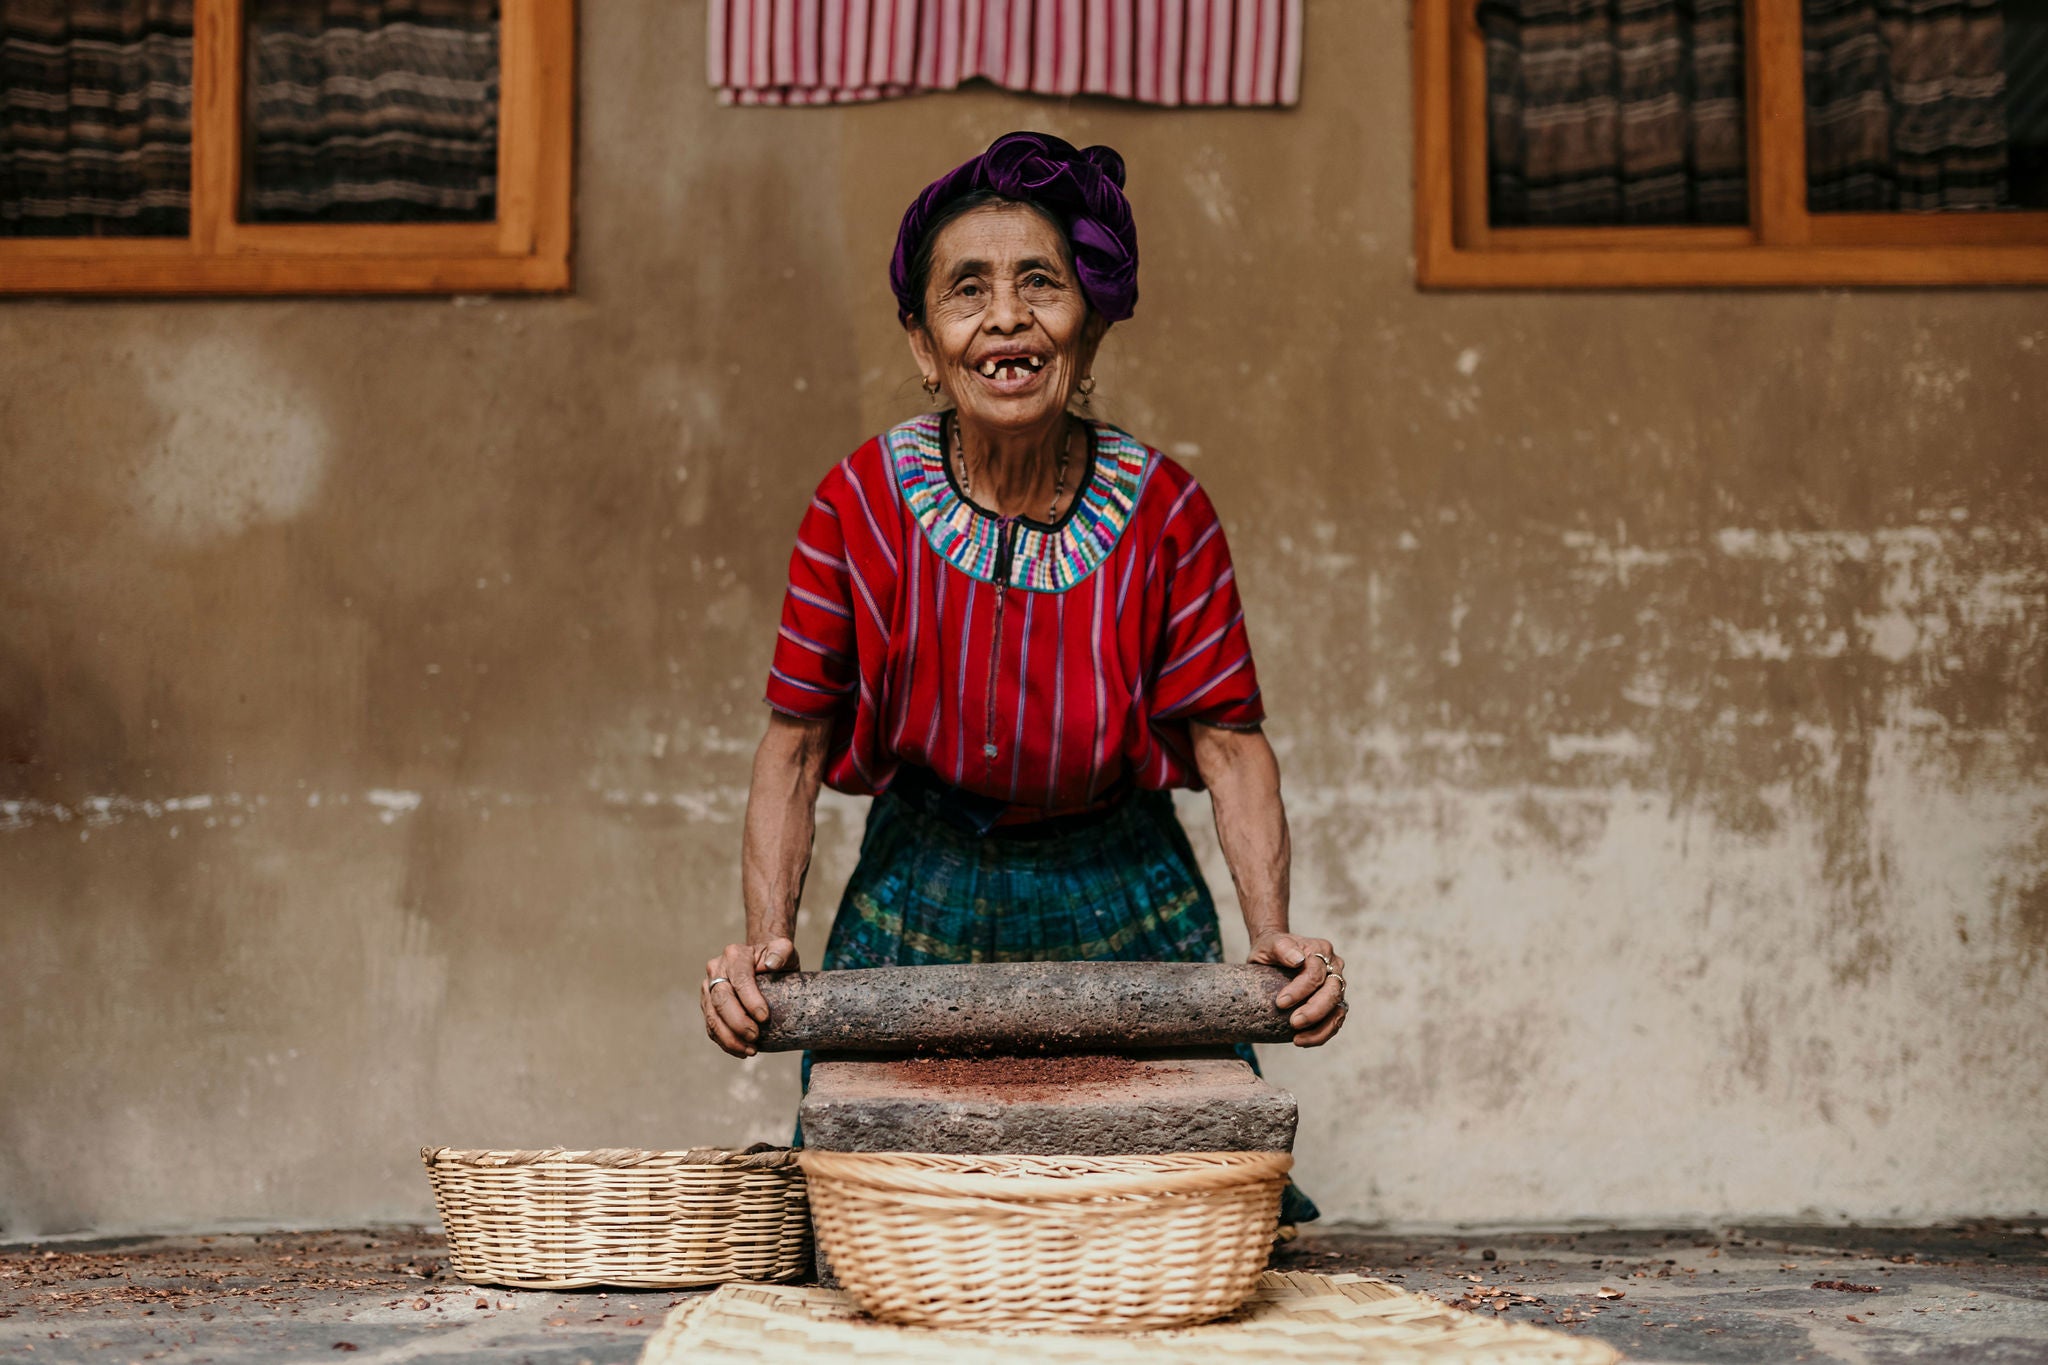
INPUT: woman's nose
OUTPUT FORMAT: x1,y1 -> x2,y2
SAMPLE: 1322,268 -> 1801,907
983,280 -> 1032,331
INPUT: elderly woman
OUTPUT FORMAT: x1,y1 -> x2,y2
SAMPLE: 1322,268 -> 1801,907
702,131 -> 1345,1223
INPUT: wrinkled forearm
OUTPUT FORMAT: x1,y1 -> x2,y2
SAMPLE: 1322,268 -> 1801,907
1191,724 -> 1290,943
741,714 -> 832,942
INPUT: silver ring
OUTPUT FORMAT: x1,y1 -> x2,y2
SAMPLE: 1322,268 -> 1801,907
707,976 -> 731,991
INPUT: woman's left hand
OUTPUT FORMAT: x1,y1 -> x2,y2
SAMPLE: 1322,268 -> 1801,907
1249,931 -> 1348,1046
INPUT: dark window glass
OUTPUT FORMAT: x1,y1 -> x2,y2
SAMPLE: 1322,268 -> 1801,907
1480,0 -> 1751,227
0,0 -> 193,237
1806,0 -> 2048,210
243,0 -> 498,224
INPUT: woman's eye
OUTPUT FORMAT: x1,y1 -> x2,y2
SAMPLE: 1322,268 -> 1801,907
958,283 -> 980,296
1029,274 -> 1053,287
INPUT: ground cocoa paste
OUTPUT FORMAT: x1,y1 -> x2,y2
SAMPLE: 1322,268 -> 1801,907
879,1053 -> 1190,1101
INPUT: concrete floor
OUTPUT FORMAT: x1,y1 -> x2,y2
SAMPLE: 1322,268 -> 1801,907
1,1221 -> 2041,1363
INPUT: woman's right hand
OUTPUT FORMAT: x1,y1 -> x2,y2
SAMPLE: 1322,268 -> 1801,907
702,937 -> 799,1057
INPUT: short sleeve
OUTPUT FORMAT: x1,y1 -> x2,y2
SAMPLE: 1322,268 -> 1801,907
1151,484 -> 1265,730
764,487 -> 860,719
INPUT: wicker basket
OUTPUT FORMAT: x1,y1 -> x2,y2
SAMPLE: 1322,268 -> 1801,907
800,1149 -> 1291,1332
421,1145 -> 810,1289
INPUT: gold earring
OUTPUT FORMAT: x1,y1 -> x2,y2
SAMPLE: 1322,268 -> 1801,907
922,376 -> 941,401
1077,376 -> 1096,406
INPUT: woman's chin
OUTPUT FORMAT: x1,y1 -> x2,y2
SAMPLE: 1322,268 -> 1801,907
957,393 -> 1066,432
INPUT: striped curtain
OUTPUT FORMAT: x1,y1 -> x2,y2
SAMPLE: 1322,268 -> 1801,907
0,0 -> 193,237
1477,0 -> 1749,226
244,0 -> 498,223
1803,0 -> 2012,211
709,0 -> 1302,107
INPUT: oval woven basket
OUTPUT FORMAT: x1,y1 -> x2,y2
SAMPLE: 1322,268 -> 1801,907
421,1146 -> 810,1289
800,1149 -> 1291,1332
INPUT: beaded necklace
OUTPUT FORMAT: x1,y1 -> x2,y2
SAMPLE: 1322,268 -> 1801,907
950,416 -> 1072,524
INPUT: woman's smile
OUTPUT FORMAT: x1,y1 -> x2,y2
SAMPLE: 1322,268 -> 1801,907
969,351 -> 1050,395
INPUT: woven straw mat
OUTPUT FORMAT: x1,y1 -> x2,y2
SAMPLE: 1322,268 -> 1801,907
637,1270 -> 1622,1364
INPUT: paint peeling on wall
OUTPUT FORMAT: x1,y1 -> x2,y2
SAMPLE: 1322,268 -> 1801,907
0,786 -> 762,834
133,332 -> 332,543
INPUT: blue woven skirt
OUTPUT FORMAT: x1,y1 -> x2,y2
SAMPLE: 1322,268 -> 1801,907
801,780 -> 1319,1223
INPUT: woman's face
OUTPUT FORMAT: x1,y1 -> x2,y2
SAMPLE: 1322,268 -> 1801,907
908,201 -> 1105,439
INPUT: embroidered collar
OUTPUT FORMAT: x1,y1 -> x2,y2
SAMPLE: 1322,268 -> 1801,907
886,413 -> 1154,593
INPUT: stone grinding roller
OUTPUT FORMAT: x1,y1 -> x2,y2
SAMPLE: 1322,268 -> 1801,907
753,960 -> 1298,1054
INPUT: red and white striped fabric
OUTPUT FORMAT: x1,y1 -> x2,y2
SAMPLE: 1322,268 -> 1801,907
709,0 -> 1301,107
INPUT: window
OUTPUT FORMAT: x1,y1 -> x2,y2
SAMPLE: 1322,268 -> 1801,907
0,0 -> 571,295
1415,0 -> 2048,285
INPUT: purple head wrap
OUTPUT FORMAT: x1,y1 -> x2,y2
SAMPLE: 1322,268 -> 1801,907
890,131 -> 1138,324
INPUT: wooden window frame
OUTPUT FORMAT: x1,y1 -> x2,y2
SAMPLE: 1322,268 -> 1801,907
1414,0 -> 2048,287
2,0 -> 573,296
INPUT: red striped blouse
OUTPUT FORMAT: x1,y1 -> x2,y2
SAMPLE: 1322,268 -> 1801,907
765,414 -> 1263,812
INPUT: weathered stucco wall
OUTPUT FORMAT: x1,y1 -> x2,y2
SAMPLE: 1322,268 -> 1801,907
3,0 -> 2044,1238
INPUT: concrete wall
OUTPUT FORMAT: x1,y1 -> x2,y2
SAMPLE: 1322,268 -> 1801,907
3,0 -> 2044,1239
